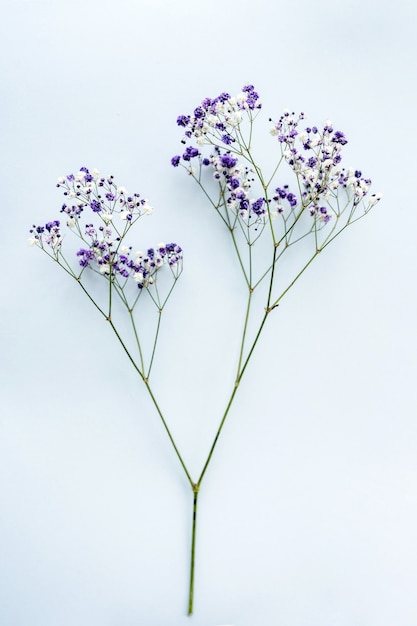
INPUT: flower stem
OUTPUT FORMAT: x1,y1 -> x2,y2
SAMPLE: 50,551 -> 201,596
187,485 -> 200,615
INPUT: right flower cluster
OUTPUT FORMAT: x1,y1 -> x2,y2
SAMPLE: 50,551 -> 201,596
271,110 -> 382,215
172,86 -> 382,232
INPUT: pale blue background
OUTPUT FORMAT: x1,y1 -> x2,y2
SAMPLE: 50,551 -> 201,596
1,1 -> 417,625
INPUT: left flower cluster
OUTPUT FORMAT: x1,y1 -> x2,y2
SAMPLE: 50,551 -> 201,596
29,167 -> 183,290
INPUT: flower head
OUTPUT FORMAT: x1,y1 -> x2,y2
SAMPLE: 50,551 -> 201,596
172,85 -> 262,167
31,168 -> 183,293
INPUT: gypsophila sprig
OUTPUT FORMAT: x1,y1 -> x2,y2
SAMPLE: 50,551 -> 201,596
31,86 -> 381,616
30,167 -> 183,377
172,86 -> 381,300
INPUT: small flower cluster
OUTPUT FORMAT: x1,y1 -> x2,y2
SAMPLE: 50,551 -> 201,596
272,185 -> 297,213
172,84 -> 261,161
171,87 -> 267,226
77,223 -> 182,288
56,166 -> 153,226
270,184 -> 332,223
29,220 -> 62,250
30,168 -> 183,290
203,148 -> 266,223
270,111 -> 382,212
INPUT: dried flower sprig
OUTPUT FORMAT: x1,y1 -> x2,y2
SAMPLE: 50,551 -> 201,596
29,167 -> 185,449
30,86 -> 381,615
171,85 -> 381,612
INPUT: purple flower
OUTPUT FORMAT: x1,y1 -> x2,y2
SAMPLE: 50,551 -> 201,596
90,199 -> 102,212
220,154 -> 237,169
182,146 -> 199,161
171,155 -> 181,167
217,92 -> 231,103
306,157 -> 318,168
275,187 -> 287,199
241,84 -> 261,110
45,220 -> 60,232
228,177 -> 240,190
332,131 -> 348,145
77,248 -> 96,267
177,115 -> 190,127
286,193 -> 297,208
251,198 -> 266,215
193,106 -> 205,119
221,133 -> 234,145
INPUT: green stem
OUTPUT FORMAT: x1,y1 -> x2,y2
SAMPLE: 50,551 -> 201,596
187,486 -> 199,615
271,251 -> 320,309
186,309 -> 271,611
236,289 -> 253,378
197,309 -> 270,489
89,309 -> 194,488
141,378 -> 193,487
128,309 -> 146,373
147,308 -> 162,379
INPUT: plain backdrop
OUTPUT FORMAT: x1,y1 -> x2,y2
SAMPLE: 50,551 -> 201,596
1,1 -> 416,625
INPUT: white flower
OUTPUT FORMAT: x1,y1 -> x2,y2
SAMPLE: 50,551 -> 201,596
142,201 -> 153,214
215,102 -> 225,115
368,192 -> 382,206
134,272 -> 144,284
28,236 -> 38,246
99,264 -> 110,274
102,213 -> 113,224
57,176 -> 66,184
117,186 -> 127,195
226,111 -> 242,127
